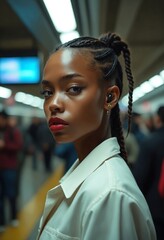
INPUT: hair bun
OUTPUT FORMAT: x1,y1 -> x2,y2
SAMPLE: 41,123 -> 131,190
99,32 -> 127,56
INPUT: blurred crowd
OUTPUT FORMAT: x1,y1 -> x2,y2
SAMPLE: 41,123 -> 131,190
122,106 -> 164,240
0,105 -> 163,238
0,111 -> 77,233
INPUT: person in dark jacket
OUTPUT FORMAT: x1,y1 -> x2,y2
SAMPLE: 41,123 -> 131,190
37,119 -> 56,172
27,117 -> 41,170
0,110 -> 23,232
132,106 -> 164,240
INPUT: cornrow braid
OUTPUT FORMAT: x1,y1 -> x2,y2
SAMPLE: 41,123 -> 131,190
55,32 -> 134,162
99,33 -> 134,161
56,36 -> 106,50
100,33 -> 134,135
122,48 -> 134,135
110,104 -> 128,161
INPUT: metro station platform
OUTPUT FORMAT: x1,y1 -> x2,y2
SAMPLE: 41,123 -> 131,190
0,155 -> 64,240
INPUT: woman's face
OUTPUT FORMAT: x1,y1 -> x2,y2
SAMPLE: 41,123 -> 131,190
42,48 -> 108,144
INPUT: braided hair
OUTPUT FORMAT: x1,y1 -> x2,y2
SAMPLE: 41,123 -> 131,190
55,32 -> 134,162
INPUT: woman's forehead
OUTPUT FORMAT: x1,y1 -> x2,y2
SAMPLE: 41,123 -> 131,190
45,48 -> 95,72
43,48 -> 103,86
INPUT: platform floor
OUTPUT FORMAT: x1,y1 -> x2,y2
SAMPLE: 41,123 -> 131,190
0,154 -> 64,240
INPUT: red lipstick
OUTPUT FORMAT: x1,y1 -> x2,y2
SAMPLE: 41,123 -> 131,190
49,117 -> 68,132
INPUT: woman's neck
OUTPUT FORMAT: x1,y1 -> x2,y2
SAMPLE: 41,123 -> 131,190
75,123 -> 111,162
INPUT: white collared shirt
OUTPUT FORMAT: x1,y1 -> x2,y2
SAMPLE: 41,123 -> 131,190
38,138 -> 156,240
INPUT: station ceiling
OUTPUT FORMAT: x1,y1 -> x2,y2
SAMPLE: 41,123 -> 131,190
0,0 -> 164,98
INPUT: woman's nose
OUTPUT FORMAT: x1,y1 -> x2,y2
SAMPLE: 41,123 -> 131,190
49,93 -> 64,114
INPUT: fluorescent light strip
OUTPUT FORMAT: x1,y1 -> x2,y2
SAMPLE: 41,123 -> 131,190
121,69 -> 164,106
140,81 -> 154,93
160,70 -> 164,78
0,86 -> 12,99
15,92 -> 26,102
60,30 -> 80,43
0,87 -> 43,109
149,75 -> 164,88
43,0 -> 76,32
15,92 -> 43,109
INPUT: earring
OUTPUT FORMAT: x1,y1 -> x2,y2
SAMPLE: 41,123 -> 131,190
107,103 -> 112,108
106,93 -> 112,115
107,103 -> 112,115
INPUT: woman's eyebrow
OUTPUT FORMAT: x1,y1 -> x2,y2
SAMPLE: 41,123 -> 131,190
42,73 -> 83,85
59,73 -> 83,82
41,79 -> 49,85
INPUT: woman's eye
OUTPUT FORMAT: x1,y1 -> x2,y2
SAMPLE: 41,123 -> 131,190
67,86 -> 83,95
40,89 -> 53,98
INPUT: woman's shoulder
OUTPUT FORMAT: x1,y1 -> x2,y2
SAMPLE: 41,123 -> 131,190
78,156 -> 145,209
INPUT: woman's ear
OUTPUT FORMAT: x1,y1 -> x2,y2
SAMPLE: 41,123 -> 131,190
104,85 -> 120,111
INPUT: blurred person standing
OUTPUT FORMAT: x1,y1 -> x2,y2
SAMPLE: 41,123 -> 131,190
56,143 -> 77,174
0,110 -> 23,232
37,119 -> 56,172
121,111 -> 139,169
124,131 -> 139,170
143,113 -> 156,133
28,117 -> 41,170
131,112 -> 148,146
132,106 -> 164,240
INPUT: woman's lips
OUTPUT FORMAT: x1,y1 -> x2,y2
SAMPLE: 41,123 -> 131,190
49,117 -> 68,132
49,124 -> 65,132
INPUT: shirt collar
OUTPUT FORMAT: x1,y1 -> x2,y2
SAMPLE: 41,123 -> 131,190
60,137 -> 120,198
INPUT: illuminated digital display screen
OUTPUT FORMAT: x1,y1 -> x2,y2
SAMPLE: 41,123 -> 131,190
0,56 -> 40,84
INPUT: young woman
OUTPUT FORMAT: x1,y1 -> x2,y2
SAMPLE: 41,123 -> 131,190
37,32 -> 156,239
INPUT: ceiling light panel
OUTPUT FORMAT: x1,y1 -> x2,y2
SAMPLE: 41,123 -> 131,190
43,0 -> 76,32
